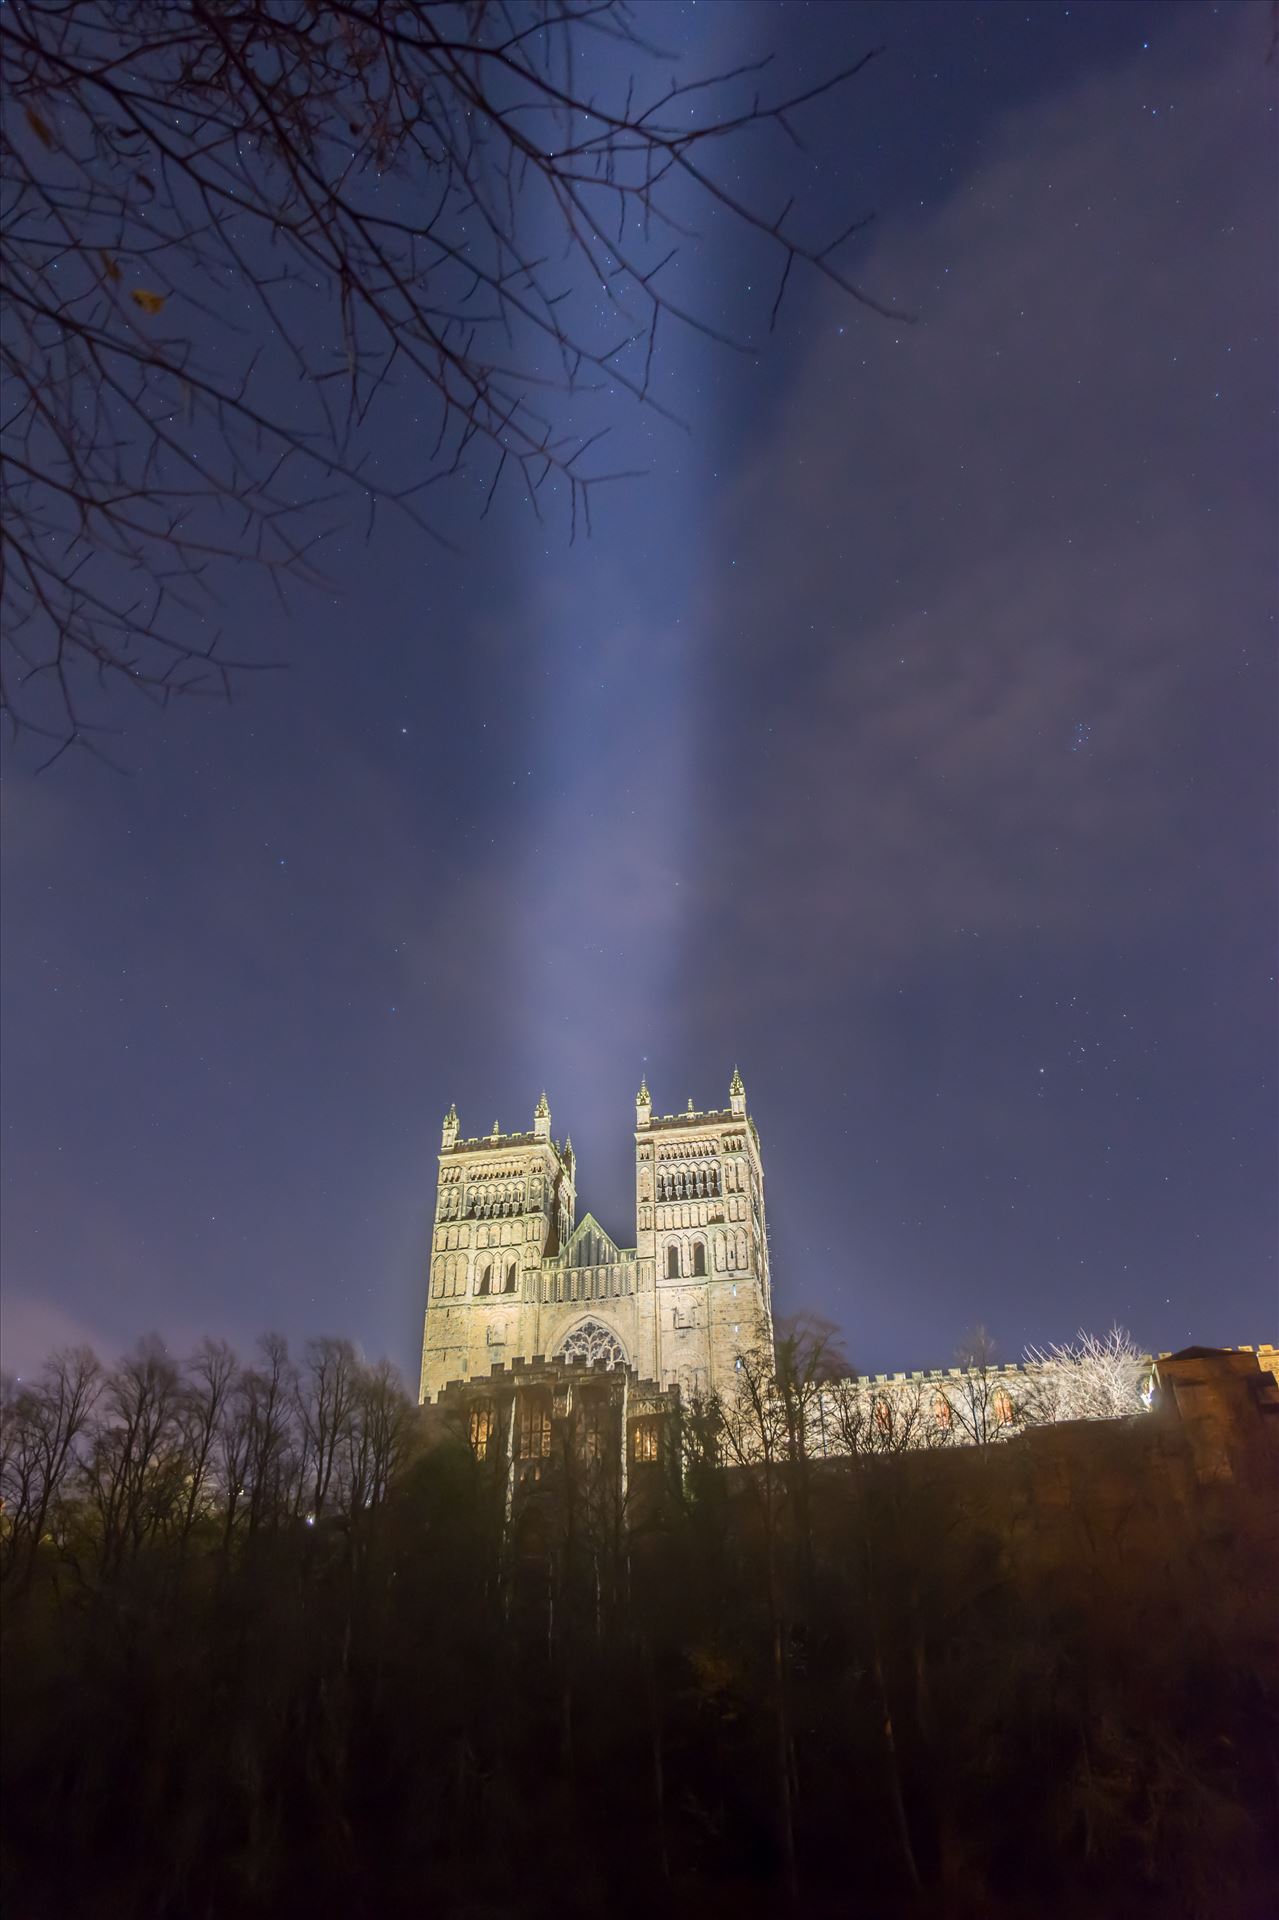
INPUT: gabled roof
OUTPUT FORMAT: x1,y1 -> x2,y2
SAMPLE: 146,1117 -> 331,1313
563,1211 -> 622,1260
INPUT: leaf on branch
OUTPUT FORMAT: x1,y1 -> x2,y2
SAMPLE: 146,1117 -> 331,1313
100,252 -> 122,284
130,289 -> 167,316
24,106 -> 56,149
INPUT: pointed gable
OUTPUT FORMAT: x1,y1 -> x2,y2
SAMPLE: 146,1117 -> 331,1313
562,1212 -> 623,1269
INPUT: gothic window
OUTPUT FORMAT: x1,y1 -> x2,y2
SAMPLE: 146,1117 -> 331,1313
557,1320 -> 627,1370
632,1419 -> 660,1464
477,1264 -> 492,1297
993,1386 -> 1015,1427
692,1242 -> 707,1277
469,1405 -> 495,1459
504,1262 -> 517,1294
580,1394 -> 607,1461
874,1397 -> 893,1435
517,1397 -> 552,1459
934,1394 -> 953,1430
666,1243 -> 680,1279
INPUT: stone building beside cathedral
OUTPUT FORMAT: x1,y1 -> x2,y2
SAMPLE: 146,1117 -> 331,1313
419,1071 -> 771,1405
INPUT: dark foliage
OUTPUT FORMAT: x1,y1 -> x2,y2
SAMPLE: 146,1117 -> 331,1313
2,1334 -> 1276,1919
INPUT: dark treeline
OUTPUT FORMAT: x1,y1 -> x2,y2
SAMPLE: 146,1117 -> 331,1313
2,1332 -> 1275,1920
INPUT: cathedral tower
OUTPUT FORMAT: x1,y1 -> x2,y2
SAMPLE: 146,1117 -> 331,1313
634,1067 -> 773,1401
420,1096 -> 575,1401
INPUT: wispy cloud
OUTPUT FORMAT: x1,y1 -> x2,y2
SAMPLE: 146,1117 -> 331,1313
692,15 -> 1272,990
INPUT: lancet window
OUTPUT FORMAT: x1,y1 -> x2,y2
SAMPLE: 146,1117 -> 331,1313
469,1405 -> 495,1459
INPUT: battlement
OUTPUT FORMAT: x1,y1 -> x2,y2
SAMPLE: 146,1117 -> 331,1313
432,1351 -> 667,1405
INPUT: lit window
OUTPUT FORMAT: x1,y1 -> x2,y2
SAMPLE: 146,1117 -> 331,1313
517,1398 -> 552,1458
469,1404 -> 495,1459
993,1386 -> 1015,1427
934,1394 -> 952,1429
633,1419 -> 659,1463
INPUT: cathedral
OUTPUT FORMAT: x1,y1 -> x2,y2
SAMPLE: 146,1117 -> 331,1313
419,1071 -> 773,1404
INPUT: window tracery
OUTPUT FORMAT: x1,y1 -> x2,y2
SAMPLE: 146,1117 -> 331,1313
557,1319 -> 627,1370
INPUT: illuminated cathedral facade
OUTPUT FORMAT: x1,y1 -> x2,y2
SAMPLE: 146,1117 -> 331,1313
419,1072 -> 773,1405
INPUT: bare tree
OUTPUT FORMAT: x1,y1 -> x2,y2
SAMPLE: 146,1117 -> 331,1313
1,1 -> 892,761
344,1354 -> 414,1518
714,1319 -> 801,1897
297,1334 -> 359,1518
237,1330 -> 300,1536
1020,1325 -> 1152,1426
82,1335 -> 183,1574
175,1335 -> 239,1550
940,1324 -> 1018,1453
821,1371 -> 953,1460
0,1345 -> 101,1585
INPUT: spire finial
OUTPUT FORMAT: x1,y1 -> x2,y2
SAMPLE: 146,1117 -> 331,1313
686,1095 -> 695,1114
637,1074 -> 650,1104
729,1066 -> 746,1116
535,1089 -> 550,1117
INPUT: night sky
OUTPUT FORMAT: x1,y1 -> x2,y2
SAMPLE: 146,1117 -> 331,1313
2,2 -> 1275,1382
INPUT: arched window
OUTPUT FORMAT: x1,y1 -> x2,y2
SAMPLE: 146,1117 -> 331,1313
692,1242 -> 707,1277
993,1386 -> 1015,1427
504,1262 -> 517,1294
477,1264 -> 492,1296
934,1393 -> 953,1429
557,1320 -> 627,1370
666,1243 -> 680,1279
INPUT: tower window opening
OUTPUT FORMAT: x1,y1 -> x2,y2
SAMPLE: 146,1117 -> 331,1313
692,1242 -> 707,1277
666,1243 -> 680,1279
477,1264 -> 492,1297
504,1263 -> 517,1295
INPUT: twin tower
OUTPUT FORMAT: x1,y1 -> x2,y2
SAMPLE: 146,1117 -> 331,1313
419,1073 -> 773,1404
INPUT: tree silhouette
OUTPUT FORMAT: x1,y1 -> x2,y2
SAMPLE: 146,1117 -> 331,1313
1,0 -> 891,760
